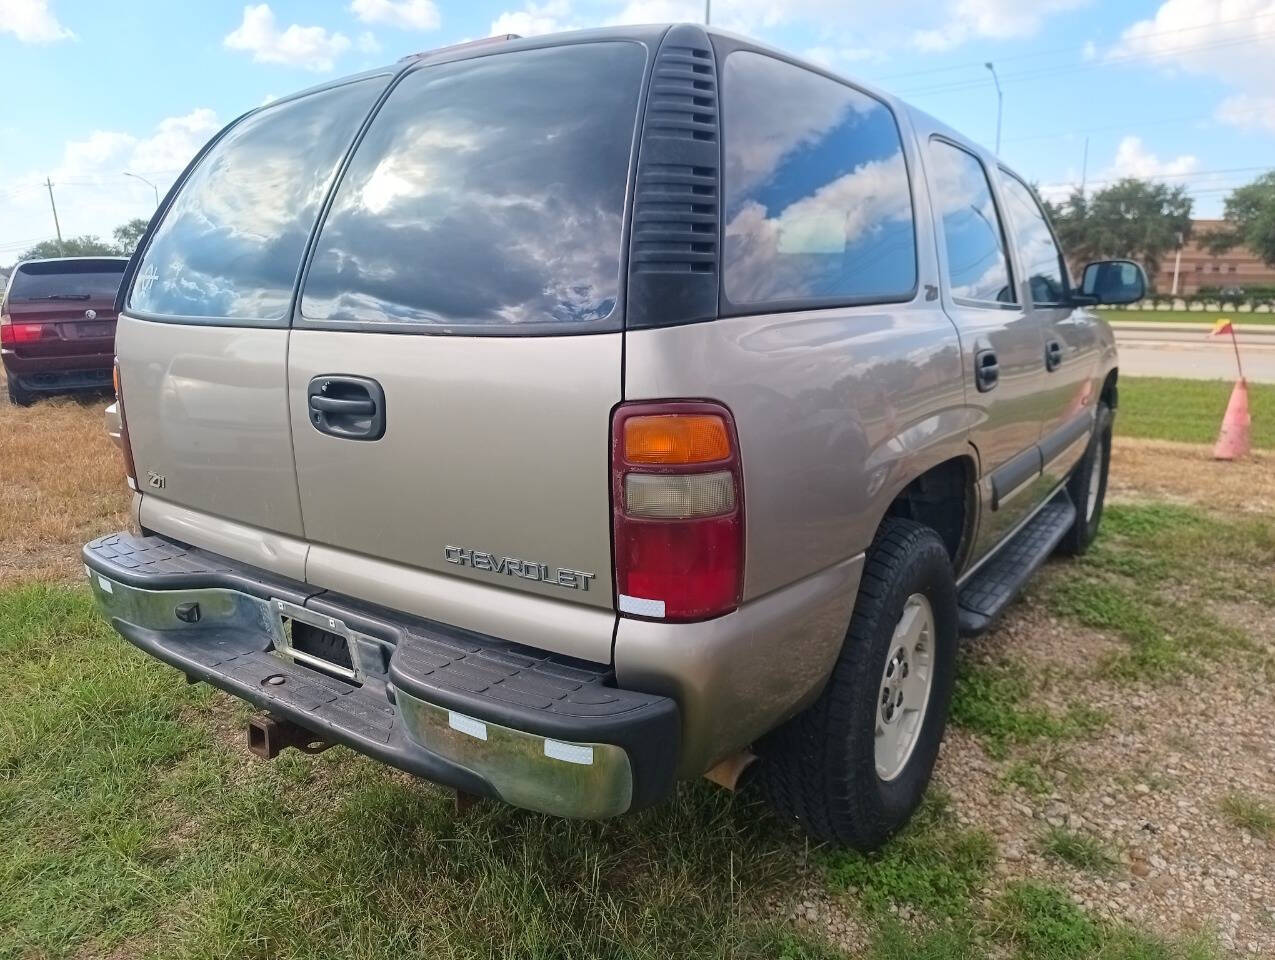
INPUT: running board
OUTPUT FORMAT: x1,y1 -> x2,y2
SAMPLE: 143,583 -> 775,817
957,491 -> 1076,637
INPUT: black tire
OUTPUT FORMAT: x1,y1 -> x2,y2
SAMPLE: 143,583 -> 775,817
6,378 -> 34,407
756,517 -> 959,850
1057,401 -> 1112,557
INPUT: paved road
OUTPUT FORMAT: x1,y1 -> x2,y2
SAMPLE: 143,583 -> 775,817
1112,323 -> 1275,383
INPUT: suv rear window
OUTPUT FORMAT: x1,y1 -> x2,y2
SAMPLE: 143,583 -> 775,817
299,42 -> 645,332
8,259 -> 126,302
721,52 -> 917,309
128,77 -> 386,322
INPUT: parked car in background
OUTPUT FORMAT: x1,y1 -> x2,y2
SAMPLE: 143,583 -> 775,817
83,25 -> 1145,849
1,257 -> 127,405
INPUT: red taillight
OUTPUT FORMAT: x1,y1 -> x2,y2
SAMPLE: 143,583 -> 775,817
113,359 -> 138,485
0,318 -> 48,345
611,401 -> 744,622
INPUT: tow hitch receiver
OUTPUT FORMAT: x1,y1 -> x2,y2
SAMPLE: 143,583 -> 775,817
247,713 -> 333,759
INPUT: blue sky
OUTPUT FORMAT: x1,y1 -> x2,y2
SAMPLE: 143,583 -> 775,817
1,0 -> 1272,261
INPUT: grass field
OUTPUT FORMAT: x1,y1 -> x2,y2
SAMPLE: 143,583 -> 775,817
1100,308 -> 1275,326
2,385 -> 1273,958
1115,377 -> 1274,448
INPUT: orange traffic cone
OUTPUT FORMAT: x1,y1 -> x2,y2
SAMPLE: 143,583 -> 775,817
1213,378 -> 1251,461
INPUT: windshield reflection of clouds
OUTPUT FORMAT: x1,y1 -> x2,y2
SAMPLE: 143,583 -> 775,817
723,52 -> 916,306
301,43 -> 644,328
130,78 -> 387,320
929,141 -> 1014,304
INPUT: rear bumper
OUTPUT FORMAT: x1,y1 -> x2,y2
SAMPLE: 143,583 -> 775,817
82,532 -> 679,819
3,348 -> 112,390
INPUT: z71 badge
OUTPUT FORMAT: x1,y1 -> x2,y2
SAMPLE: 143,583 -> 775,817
444,546 -> 596,591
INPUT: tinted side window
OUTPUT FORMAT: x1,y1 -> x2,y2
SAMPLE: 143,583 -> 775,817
999,174 -> 1067,305
722,52 -> 916,308
928,140 -> 1014,305
300,43 -> 645,331
129,77 -> 386,321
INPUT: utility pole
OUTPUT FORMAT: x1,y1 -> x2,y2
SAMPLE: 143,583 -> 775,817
123,171 -> 160,209
984,62 -> 1002,155
705,0 -> 710,24
1079,136 -> 1089,197
45,177 -> 65,256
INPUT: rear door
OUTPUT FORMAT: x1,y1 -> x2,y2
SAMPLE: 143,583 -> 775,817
924,137 -> 1047,562
3,258 -> 125,363
998,172 -> 1100,489
288,42 -> 648,662
116,76 -> 387,573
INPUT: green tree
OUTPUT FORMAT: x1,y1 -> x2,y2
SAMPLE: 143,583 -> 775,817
112,217 -> 150,255
1045,178 -> 1193,283
1207,171 -> 1275,266
17,234 -> 119,262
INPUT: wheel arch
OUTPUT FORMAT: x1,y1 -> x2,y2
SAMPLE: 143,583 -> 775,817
876,452 -> 978,573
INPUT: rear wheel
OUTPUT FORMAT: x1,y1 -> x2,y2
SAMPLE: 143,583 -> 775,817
1057,401 -> 1112,557
6,378 -> 34,407
757,517 -> 958,850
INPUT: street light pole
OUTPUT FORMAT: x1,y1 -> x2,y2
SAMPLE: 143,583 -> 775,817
123,171 -> 160,209
984,61 -> 1002,155
705,0 -> 710,24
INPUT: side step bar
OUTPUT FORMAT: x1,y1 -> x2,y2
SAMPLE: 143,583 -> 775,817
957,490 -> 1077,636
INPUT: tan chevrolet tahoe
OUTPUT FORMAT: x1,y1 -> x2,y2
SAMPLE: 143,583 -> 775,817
84,24 -> 1146,850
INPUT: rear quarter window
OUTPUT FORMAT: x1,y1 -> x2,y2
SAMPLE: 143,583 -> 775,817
299,42 -> 646,333
128,77 -> 387,323
721,52 -> 917,310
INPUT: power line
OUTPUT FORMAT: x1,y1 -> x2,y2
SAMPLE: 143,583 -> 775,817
895,31 -> 1275,98
863,10 -> 1275,85
1038,165 -> 1273,190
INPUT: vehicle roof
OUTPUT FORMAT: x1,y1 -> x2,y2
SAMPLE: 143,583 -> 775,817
17,256 -> 129,266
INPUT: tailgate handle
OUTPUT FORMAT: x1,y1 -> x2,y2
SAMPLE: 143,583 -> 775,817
307,376 -> 386,441
311,395 -> 374,416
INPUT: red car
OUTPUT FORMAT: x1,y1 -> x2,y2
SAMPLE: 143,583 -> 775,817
1,257 -> 127,405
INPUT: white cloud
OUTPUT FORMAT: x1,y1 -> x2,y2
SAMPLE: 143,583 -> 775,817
1106,135 -> 1199,180
914,0 -> 1091,52
0,109 -> 220,257
348,0 -> 440,30
0,0 -> 74,43
1111,0 -> 1275,133
224,4 -> 351,71
356,30 -> 382,53
1216,93 -> 1275,133
491,0 -> 572,36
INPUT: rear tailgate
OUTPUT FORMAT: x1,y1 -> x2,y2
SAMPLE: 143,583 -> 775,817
2,259 -> 124,358
113,75 -> 391,563
287,41 -> 649,663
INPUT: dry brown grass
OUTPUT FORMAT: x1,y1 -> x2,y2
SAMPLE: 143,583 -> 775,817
0,377 -> 130,584
1109,437 -> 1275,514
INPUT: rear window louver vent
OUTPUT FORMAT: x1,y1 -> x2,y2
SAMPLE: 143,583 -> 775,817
626,26 -> 720,329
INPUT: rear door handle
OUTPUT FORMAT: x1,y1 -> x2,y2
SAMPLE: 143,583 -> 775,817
1045,339 -> 1063,372
974,349 -> 999,392
307,376 -> 386,441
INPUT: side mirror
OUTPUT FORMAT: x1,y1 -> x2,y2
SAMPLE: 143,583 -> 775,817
1079,259 -> 1147,306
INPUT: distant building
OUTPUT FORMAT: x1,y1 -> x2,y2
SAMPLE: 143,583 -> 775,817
1154,219 -> 1275,295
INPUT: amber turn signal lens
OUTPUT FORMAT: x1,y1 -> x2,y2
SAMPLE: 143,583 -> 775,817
623,414 -> 731,464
